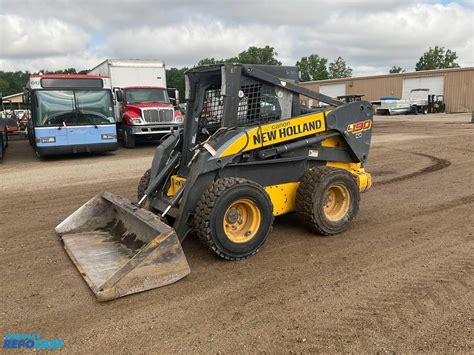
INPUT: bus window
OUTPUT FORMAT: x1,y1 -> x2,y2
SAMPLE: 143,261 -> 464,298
75,91 -> 114,124
35,91 -> 75,126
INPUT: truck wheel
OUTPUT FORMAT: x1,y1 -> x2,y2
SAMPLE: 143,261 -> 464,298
296,167 -> 360,236
137,169 -> 151,201
195,177 -> 274,260
123,128 -> 135,148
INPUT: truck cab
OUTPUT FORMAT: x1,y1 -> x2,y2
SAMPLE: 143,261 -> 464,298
88,59 -> 184,148
116,86 -> 183,148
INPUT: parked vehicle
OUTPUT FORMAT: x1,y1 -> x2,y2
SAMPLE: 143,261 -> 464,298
89,59 -> 184,148
409,88 -> 430,114
375,97 -> 412,115
24,74 -> 118,157
1,100 -> 21,134
0,119 -> 7,160
337,95 -> 364,103
428,94 -> 445,113
0,97 -> 8,160
57,64 -> 374,301
376,89 -> 435,116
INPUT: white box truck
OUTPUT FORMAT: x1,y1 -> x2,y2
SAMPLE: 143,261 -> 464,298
89,59 -> 183,148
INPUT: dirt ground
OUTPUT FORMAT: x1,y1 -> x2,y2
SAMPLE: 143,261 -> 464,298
1,113 -> 473,353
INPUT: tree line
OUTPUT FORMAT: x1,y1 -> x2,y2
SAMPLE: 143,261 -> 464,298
0,45 -> 460,98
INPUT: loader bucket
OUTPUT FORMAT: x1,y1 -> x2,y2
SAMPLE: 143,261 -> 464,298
55,192 -> 190,301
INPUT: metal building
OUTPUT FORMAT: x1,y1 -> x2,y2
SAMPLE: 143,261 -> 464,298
300,67 -> 474,113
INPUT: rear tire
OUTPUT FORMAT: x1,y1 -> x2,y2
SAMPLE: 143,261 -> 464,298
195,177 -> 274,260
137,169 -> 151,201
296,167 -> 360,235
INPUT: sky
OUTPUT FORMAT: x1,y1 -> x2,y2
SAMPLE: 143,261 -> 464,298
0,0 -> 473,77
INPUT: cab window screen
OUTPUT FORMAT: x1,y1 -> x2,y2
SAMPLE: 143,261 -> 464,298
41,78 -> 103,89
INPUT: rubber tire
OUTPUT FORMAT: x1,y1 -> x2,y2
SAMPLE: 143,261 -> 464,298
195,177 -> 274,260
296,167 -> 360,236
123,127 -> 136,148
137,169 -> 151,201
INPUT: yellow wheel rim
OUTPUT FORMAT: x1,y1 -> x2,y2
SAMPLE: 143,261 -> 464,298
223,199 -> 261,243
323,183 -> 351,222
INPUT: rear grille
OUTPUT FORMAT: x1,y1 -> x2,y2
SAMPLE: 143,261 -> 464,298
142,108 -> 174,123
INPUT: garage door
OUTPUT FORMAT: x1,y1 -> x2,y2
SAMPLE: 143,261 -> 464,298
402,76 -> 444,99
319,83 -> 346,98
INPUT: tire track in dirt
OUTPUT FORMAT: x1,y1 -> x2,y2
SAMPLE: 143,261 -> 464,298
377,151 -> 451,186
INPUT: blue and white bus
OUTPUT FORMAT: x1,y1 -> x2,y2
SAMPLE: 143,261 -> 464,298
25,74 -> 118,157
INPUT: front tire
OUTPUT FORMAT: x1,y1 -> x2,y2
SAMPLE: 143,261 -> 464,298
296,167 -> 360,235
195,177 -> 274,260
123,127 -> 136,148
137,169 -> 151,200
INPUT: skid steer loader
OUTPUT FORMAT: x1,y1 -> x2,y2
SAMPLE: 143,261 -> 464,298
56,64 -> 373,301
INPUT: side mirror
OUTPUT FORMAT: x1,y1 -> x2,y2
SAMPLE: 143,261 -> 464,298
115,90 -> 123,102
174,89 -> 180,105
22,91 -> 31,105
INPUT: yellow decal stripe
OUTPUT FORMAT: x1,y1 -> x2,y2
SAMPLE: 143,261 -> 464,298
220,112 -> 327,157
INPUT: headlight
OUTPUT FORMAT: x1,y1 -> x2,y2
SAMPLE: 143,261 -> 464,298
174,116 -> 184,123
101,134 -> 117,140
131,118 -> 142,124
40,137 -> 56,143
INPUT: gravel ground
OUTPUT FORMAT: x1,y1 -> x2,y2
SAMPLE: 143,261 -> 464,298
0,113 -> 472,353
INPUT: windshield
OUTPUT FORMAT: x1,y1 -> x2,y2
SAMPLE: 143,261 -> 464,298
34,90 -> 114,126
125,88 -> 170,104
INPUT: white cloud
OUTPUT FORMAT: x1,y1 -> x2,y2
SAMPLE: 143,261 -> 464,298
0,15 -> 89,59
0,1 -> 472,75
103,22 -> 295,67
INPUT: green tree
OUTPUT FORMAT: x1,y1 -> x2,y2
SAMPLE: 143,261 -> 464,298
0,78 -> 11,97
328,57 -> 352,79
197,57 -> 222,66
166,67 -> 188,102
197,45 -> 282,67
236,46 -> 281,65
296,54 -> 329,81
0,71 -> 30,96
389,66 -> 405,74
415,46 -> 460,71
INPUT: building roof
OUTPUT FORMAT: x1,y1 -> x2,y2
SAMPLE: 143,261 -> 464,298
2,92 -> 24,104
302,67 -> 474,85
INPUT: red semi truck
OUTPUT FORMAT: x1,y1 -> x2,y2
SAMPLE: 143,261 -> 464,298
89,59 -> 183,148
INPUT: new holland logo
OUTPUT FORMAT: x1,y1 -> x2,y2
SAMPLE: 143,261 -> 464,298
347,119 -> 372,134
252,119 -> 322,145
